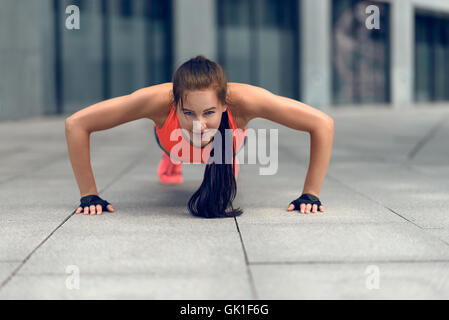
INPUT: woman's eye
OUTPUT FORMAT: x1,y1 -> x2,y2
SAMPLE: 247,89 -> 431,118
183,112 -> 192,116
205,111 -> 215,115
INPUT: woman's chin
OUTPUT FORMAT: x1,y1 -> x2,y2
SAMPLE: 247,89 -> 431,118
183,130 -> 215,147
191,137 -> 211,148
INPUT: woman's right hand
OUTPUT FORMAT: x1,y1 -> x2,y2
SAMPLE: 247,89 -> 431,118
76,194 -> 115,215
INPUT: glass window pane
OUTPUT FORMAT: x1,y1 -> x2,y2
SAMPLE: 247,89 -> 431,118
58,0 -> 172,114
218,0 -> 252,84
218,0 -> 299,99
415,11 -> 449,102
61,0 -> 103,114
144,0 -> 173,85
257,0 -> 298,98
110,0 -> 146,97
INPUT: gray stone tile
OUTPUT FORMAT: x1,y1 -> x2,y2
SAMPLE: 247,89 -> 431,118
0,271 -> 252,299
0,216 -> 72,261
237,222 -> 449,263
16,215 -> 244,275
235,164 -> 405,224
251,262 -> 449,299
427,229 -> 449,246
327,162 -> 449,228
2,106 -> 449,299
0,262 -> 20,286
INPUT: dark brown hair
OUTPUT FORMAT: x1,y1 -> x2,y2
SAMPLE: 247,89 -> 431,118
172,55 -> 243,218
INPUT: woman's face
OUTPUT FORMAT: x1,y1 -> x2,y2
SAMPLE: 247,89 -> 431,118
176,88 -> 226,148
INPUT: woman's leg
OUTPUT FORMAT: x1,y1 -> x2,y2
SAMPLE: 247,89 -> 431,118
157,152 -> 183,184
154,125 -> 183,184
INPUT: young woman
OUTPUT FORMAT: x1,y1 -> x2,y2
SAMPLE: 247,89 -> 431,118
65,55 -> 334,218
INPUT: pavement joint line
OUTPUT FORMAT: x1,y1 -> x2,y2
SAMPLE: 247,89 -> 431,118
0,210 -> 75,290
406,112 -> 449,161
249,259 -> 449,265
0,151 -> 147,292
279,135 -> 409,223
277,137 -> 447,248
249,129 -> 449,262
325,175 -> 449,249
383,207 -> 422,229
281,145 -> 425,230
322,173 -> 425,229
233,217 -> 259,300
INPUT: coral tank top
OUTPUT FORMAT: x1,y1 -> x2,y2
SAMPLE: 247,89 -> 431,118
154,102 -> 247,164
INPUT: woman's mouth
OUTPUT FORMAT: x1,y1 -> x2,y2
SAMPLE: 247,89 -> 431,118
193,130 -> 209,137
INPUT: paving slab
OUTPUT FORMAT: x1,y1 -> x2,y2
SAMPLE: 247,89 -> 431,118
428,229 -> 449,246
327,162 -> 449,229
0,272 -> 251,299
0,262 -> 21,286
1,105 -> 449,299
0,147 -> 251,299
251,262 -> 449,299
235,160 -> 405,224
237,222 -> 449,263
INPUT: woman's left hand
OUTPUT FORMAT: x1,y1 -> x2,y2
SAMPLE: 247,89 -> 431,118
287,193 -> 325,214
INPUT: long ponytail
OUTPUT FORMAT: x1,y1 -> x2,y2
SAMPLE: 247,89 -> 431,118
172,55 -> 243,218
188,109 -> 243,218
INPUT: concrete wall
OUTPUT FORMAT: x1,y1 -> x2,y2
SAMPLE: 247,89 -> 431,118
173,0 -> 217,70
391,0 -> 414,108
300,0 -> 331,109
0,0 -> 55,121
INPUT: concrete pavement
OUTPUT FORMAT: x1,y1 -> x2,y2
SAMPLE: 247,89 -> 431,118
1,104 -> 449,299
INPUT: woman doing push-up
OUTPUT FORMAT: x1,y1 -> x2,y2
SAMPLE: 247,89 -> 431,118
65,55 -> 334,218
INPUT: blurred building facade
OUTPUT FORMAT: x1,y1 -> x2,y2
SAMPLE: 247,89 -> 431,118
0,0 -> 448,121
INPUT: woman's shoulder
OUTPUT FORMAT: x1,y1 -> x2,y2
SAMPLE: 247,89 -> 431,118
141,82 -> 174,128
227,82 -> 255,129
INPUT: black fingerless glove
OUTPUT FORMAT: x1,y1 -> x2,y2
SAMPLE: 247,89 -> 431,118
289,193 -> 322,210
79,194 -> 111,211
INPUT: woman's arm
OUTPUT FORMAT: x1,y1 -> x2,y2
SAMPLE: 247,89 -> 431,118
229,83 -> 334,213
65,83 -> 172,214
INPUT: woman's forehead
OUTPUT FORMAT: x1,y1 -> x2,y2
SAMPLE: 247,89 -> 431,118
184,89 -> 217,101
181,94 -> 222,110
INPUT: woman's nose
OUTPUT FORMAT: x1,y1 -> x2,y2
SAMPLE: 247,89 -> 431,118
192,119 -> 207,132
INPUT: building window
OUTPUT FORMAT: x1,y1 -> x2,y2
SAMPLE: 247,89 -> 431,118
217,0 -> 300,100
415,11 -> 449,102
332,0 -> 390,105
55,0 -> 172,115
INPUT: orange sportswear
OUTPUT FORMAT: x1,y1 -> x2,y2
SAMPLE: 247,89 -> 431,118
154,102 -> 247,164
